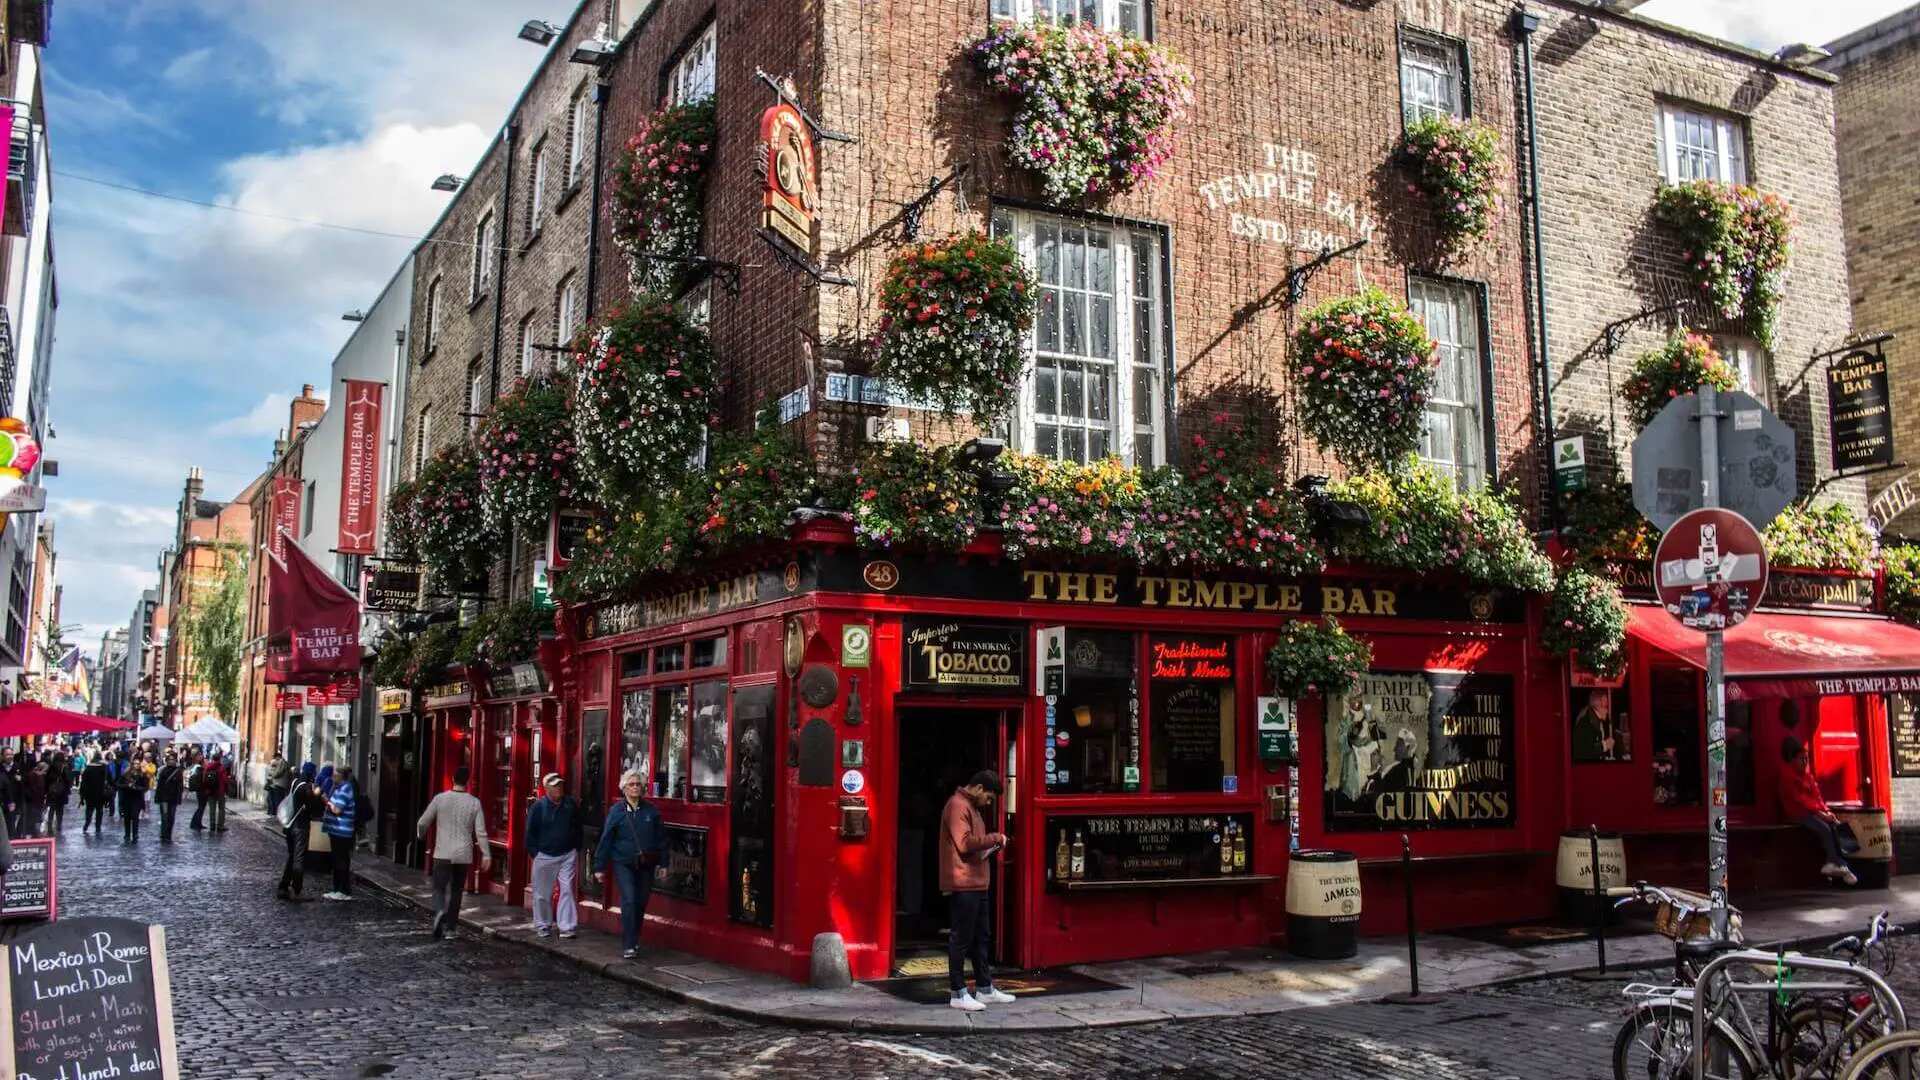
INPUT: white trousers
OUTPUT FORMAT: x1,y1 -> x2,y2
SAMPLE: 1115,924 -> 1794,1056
531,850 -> 578,933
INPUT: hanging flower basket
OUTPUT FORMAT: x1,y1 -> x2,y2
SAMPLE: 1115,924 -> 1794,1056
1291,287 -> 1439,472
1541,566 -> 1629,679
384,478 -> 424,562
696,426 -> 816,551
1400,115 -> 1502,258
1886,545 -> 1920,626
1621,333 -> 1739,431
458,601 -> 551,668
1266,617 -> 1373,699
1654,181 -> 1793,348
848,441 -> 982,550
874,231 -> 1037,422
556,498 -> 698,603
972,22 -> 1194,203
569,301 -> 716,509
1561,480 -> 1657,561
1763,501 -> 1874,574
475,373 -> 584,536
1325,465 -> 1555,593
411,444 -> 500,591
610,99 -> 718,296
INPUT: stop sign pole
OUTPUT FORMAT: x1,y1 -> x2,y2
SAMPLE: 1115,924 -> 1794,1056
1698,385 -> 1731,942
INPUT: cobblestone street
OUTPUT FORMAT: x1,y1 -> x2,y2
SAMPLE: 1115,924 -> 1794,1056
27,815 -> 1850,1080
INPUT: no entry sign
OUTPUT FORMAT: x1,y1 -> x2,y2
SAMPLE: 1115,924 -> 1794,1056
1653,507 -> 1770,632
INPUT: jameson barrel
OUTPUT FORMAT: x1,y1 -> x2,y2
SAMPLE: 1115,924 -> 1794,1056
1831,805 -> 1892,889
1556,830 -> 1626,924
1286,850 -> 1361,959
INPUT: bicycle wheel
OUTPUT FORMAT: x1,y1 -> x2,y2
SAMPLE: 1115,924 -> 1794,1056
1615,1001 -> 1757,1080
1842,1030 -> 1920,1080
1781,1000 -> 1880,1080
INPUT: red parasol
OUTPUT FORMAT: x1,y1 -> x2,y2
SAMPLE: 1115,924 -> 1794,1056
0,700 -> 137,739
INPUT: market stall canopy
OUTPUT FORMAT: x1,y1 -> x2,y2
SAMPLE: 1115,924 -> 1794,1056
181,717 -> 240,743
1625,605 -> 1920,701
135,724 -> 177,742
0,701 -> 136,738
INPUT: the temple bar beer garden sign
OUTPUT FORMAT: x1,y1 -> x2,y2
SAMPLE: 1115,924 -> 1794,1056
2,917 -> 180,1079
1827,345 -> 1895,473
902,619 -> 1027,693
1324,671 -> 1516,831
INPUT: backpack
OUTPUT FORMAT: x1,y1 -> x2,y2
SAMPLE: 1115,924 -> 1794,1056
353,786 -> 374,826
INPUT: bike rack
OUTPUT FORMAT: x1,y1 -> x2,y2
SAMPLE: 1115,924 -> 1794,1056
1688,949 -> 1908,1078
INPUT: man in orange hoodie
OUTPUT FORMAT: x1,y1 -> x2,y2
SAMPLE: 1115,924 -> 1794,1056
1779,736 -> 1856,885
940,770 -> 1014,1012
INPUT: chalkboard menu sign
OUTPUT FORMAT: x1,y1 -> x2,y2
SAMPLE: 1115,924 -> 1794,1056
1044,812 -> 1254,888
902,619 -> 1026,693
2,917 -> 179,1079
1891,696 -> 1920,778
1323,671 -> 1517,831
1,838 -> 55,920
656,825 -> 707,903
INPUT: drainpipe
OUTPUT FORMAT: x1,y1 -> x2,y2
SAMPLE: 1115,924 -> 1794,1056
1512,8 -> 1558,527
493,122 -> 519,606
583,75 -> 610,318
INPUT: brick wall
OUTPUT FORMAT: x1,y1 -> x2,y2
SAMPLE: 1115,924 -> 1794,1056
1827,18 -> 1920,536
1529,7 -> 1858,511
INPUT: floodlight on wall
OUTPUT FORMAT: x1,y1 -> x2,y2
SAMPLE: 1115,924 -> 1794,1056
569,38 -> 617,66
341,310 -> 367,322
431,174 -> 465,192
518,19 -> 561,45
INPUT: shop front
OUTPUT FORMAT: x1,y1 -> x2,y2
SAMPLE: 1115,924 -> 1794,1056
471,661 -> 561,905
1570,562 -> 1918,890
560,529 -> 1562,982
372,687 -> 417,862
412,679 -> 477,876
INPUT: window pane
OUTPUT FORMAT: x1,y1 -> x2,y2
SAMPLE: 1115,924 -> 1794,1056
1149,635 -> 1236,793
1650,668 -> 1702,807
1036,365 -> 1058,416
1118,0 -> 1142,35
1037,225 -> 1059,283
1087,428 -> 1108,460
1037,424 -> 1059,458
620,652 -> 649,680
1132,235 -> 1153,296
690,679 -> 728,802
1064,229 -> 1086,289
992,0 -> 1015,18
691,636 -> 727,670
1133,366 -> 1156,433
1088,231 -> 1113,292
1039,288 -> 1061,352
1091,296 -> 1113,359
1062,366 -> 1086,420
620,689 -> 652,786
1087,368 -> 1111,423
654,686 -> 690,800
655,644 -> 687,674
1046,630 -> 1137,795
1062,291 -> 1085,355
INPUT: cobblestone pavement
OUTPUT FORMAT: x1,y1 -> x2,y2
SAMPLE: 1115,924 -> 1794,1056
30,819 -> 1917,1079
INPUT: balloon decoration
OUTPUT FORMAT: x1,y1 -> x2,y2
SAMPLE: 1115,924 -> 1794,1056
0,417 -> 39,478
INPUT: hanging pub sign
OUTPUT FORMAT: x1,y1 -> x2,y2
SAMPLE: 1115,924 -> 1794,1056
364,565 -> 423,613
336,379 -> 385,555
1323,671 -> 1516,831
1827,344 -> 1895,472
269,477 -> 301,564
902,618 -> 1027,693
758,102 -> 818,255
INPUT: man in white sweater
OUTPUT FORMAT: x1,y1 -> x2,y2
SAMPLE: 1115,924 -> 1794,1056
416,766 -> 490,939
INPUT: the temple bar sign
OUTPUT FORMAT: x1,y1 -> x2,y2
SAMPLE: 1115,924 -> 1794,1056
1827,346 -> 1895,472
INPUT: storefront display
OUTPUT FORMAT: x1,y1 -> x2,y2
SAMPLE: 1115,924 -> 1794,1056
1322,671 -> 1515,831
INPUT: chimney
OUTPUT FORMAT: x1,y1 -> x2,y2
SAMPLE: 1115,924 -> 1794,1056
289,383 -> 326,433
186,466 -> 204,504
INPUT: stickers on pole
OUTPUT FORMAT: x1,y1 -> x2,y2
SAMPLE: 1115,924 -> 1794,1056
1652,507 -> 1770,631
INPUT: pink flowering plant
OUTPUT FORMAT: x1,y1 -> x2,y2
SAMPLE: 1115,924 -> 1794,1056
1163,419 -> 1321,574
610,99 -> 717,295
1621,333 -> 1739,431
695,425 -> 817,551
1762,501 -> 1874,574
997,453 -> 1162,564
556,499 -> 697,603
1542,566 -> 1629,679
410,444 -> 502,591
875,232 -> 1037,422
972,22 -> 1194,203
1654,181 -> 1793,347
1265,618 -> 1372,699
1401,115 -> 1502,258
569,302 -> 716,508
848,441 -> 981,550
384,478 -> 423,561
475,373 -> 583,535
1325,465 -> 1554,592
1291,287 -> 1439,472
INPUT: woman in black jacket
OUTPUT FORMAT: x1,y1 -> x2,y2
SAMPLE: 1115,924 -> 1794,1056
43,751 -> 71,834
154,751 -> 185,843
115,754 -> 148,845
78,752 -> 110,836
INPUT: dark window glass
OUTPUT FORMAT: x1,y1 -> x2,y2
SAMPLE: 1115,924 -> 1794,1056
690,679 -> 729,802
1046,631 -> 1138,795
654,686 -> 690,800
1650,668 -> 1702,807
1570,682 -> 1631,763
692,636 -> 728,670
1726,701 -> 1755,807
620,652 -> 649,680
1149,683 -> 1236,793
655,644 -> 687,674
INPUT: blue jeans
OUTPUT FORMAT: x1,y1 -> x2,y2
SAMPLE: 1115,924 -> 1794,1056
612,862 -> 655,952
1800,813 -> 1850,866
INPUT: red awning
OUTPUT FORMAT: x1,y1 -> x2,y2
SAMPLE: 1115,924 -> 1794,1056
0,701 -> 136,738
1626,605 -> 1920,701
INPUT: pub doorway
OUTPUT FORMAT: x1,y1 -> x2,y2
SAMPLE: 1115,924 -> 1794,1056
893,706 -> 1015,974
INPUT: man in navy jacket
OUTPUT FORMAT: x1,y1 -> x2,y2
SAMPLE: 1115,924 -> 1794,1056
593,770 -> 665,959
524,773 -> 582,938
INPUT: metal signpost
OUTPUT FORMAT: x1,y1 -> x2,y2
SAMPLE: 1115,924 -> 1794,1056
1634,386 -> 1791,941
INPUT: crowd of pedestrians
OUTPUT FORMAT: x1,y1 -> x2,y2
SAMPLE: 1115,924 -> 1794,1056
0,739 -> 237,845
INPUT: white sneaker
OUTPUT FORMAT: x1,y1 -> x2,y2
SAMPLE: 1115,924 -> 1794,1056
534,927 -> 551,937
949,990 -> 986,1012
1821,862 -> 1848,877
974,986 -> 1016,1005
322,891 -> 350,902
1841,869 -> 1860,886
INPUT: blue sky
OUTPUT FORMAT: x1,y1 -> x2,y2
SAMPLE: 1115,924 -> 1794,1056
38,0 -> 1915,649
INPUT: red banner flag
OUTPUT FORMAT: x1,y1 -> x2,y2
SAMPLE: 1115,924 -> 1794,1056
269,476 -> 301,563
337,379 -> 384,555
266,535 -> 362,683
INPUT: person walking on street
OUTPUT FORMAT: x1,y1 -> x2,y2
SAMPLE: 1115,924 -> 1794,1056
417,766 -> 490,939
154,751 -> 185,843
211,751 -> 231,832
192,753 -> 224,833
43,751 -> 70,834
593,770 -> 665,960
277,763 -> 323,901
19,754 -> 45,838
78,751 -> 109,835
116,754 -> 150,844
940,771 -> 1014,1012
524,773 -> 581,939
320,766 -> 360,900
264,753 -> 292,818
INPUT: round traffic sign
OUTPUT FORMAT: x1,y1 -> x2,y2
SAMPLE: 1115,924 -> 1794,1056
1652,507 -> 1770,631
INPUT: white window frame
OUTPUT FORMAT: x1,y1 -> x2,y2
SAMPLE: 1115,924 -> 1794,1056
471,211 -> 496,301
995,206 -> 1166,467
425,279 -> 442,352
992,0 -> 1148,36
1399,29 -> 1466,125
677,278 -> 711,327
1712,333 -> 1770,404
1407,276 -> 1488,490
556,272 -> 582,343
527,142 -> 549,237
414,408 -> 432,478
1655,103 -> 1748,184
666,23 -> 717,105
566,91 -> 591,187
468,361 -> 488,431
518,311 -> 540,377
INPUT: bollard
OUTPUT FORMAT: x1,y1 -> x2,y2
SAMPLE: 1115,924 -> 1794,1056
1574,824 -> 1613,982
1382,832 -> 1442,1005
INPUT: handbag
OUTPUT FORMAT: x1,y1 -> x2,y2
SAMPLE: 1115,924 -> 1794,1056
275,791 -> 297,829
308,822 -> 332,852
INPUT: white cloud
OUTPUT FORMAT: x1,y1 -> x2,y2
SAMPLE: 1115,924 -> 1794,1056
160,46 -> 214,85
1635,0 -> 1913,51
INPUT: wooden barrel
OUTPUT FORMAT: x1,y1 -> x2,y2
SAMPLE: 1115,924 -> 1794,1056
1831,806 -> 1892,889
1286,850 -> 1361,960
1556,830 -> 1626,924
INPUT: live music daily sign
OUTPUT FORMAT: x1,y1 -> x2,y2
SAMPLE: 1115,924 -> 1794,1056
1,917 -> 180,1080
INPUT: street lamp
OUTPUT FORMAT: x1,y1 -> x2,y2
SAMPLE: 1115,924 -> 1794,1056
431,174 -> 465,193
519,19 -> 561,45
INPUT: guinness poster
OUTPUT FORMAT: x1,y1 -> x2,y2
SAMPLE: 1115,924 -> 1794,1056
1827,346 -> 1895,472
902,619 -> 1027,693
1323,671 -> 1516,831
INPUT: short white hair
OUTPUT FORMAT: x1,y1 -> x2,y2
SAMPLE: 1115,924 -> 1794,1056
619,769 -> 645,788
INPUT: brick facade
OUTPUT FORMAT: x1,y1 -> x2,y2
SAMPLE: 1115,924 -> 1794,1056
1824,6 -> 1920,537
1529,7 -> 1857,509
